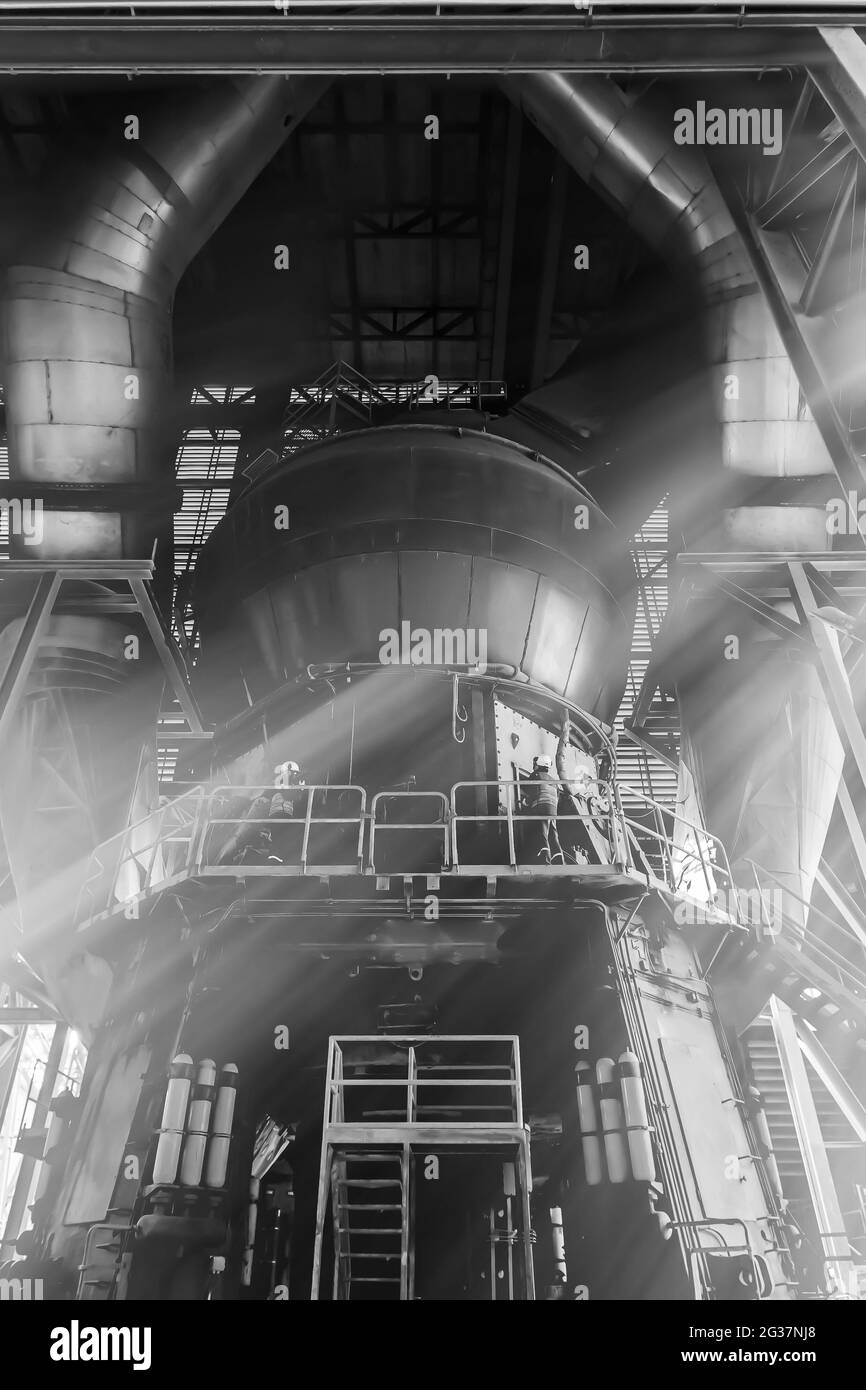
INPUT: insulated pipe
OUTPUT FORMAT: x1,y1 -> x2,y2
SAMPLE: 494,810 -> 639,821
505,73 -> 835,550
747,1084 -> 785,1209
549,1205 -> 568,1291
506,75 -> 843,929
1,75 -> 330,567
0,76 -> 329,1033
33,1103 -> 68,1203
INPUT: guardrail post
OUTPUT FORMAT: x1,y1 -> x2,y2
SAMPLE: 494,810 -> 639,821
300,788 -> 313,871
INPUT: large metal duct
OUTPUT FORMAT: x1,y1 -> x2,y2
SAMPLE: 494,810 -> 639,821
190,423 -> 635,735
2,76 -> 328,566
506,73 -> 843,928
0,77 -> 329,1033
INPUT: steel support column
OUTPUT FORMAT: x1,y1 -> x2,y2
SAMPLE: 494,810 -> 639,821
770,996 -> 853,1294
812,28 -> 866,167
794,1015 -> 866,1144
723,192 -> 866,517
814,861 -> 866,951
0,1021 -> 67,1257
789,560 -> 866,808
837,777 -> 866,892
0,1012 -> 26,1136
0,572 -> 62,747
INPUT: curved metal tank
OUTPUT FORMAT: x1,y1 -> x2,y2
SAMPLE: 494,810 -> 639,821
190,424 -> 634,727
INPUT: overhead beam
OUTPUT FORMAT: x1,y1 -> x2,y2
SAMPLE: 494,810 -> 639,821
0,22 -> 822,75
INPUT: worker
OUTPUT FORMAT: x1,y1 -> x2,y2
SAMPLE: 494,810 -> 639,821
521,753 -> 564,864
266,760 -> 307,864
555,716 -> 610,865
214,784 -> 272,865
215,762 -> 304,866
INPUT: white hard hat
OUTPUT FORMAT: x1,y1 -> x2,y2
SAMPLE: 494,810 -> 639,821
536,754 -> 552,770
274,760 -> 299,776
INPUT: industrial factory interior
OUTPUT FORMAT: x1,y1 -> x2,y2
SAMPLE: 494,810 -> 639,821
2,3 -> 866,1315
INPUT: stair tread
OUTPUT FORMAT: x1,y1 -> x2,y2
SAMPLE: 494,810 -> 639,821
342,1252 -> 402,1261
337,1203 -> 403,1211
338,1227 -> 402,1236
348,1276 -> 401,1283
335,1178 -> 403,1187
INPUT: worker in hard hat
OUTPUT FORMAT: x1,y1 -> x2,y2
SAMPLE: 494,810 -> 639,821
521,753 -> 564,865
216,761 -> 305,866
266,760 -> 307,864
555,716 -> 610,865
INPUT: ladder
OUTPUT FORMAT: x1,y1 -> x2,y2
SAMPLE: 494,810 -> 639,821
311,1035 -> 534,1301
330,1147 -> 411,1300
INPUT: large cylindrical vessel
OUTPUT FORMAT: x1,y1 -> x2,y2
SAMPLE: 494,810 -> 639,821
191,423 -> 635,735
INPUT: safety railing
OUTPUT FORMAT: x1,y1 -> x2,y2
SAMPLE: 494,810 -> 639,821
616,782 -> 740,916
449,778 -> 625,871
741,860 -> 866,1012
197,784 -> 367,872
368,792 -> 450,874
324,1035 -> 523,1128
72,775 -> 743,922
73,787 -> 203,927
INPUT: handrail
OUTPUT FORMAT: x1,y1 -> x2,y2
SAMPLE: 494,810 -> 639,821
368,791 -> 451,874
200,783 -> 367,871
73,786 -> 204,926
325,1036 -> 522,1127
746,857 -> 866,960
450,778 -> 628,871
69,772 -> 779,931
617,780 -> 734,887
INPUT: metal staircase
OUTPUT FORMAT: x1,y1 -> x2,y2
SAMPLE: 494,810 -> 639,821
329,1149 -> 410,1300
709,863 -> 866,1049
745,1024 -> 858,1184
311,1035 -> 534,1301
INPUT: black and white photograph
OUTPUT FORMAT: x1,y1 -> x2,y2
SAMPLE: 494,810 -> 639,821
0,0 -> 865,1359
